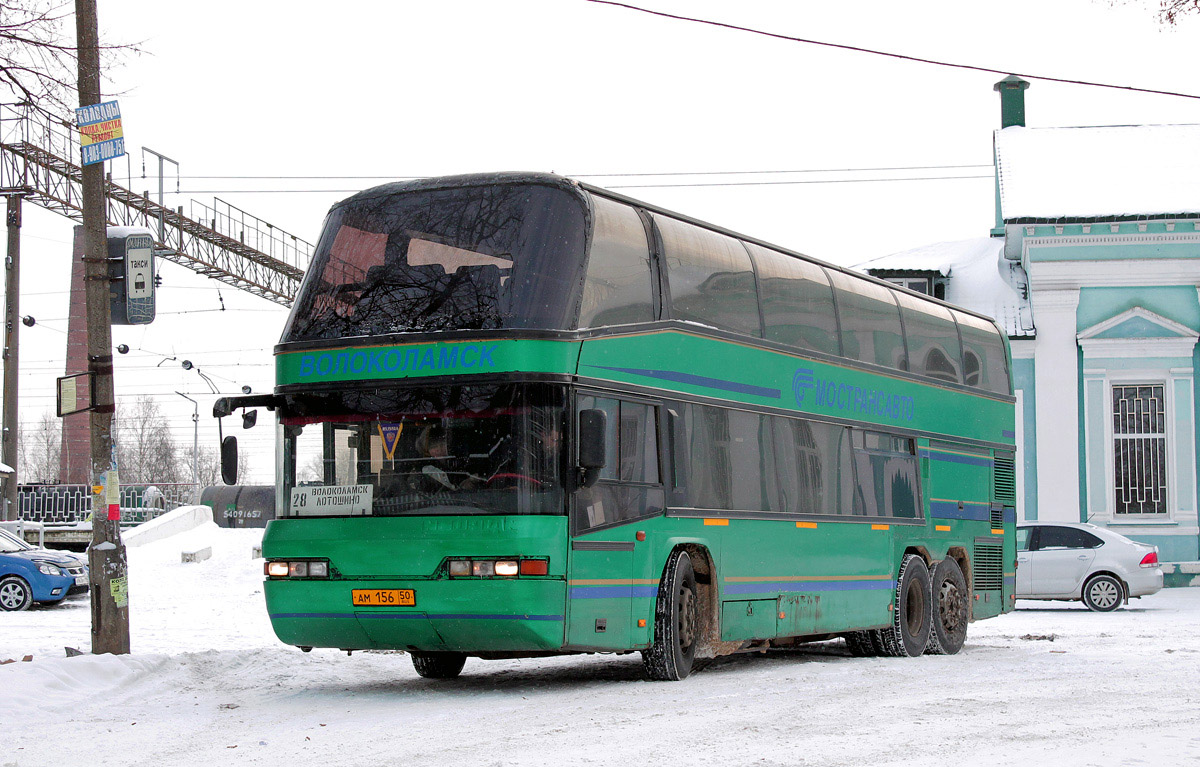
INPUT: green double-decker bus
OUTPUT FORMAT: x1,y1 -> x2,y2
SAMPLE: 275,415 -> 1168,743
216,172 -> 1016,680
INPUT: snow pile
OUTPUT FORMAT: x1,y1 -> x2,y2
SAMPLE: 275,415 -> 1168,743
123,504 -> 215,548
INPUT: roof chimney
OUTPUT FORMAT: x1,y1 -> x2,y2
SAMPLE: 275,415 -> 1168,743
994,75 -> 1030,128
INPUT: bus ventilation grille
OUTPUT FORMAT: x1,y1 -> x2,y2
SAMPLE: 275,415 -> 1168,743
990,504 -> 1004,530
974,541 -> 1004,591
993,453 -> 1016,506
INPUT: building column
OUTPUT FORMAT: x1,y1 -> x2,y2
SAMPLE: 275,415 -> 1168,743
1031,289 -> 1081,521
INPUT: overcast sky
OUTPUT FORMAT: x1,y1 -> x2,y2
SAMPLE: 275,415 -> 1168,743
7,0 -> 1200,484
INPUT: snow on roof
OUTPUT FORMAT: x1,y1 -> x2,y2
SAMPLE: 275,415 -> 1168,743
995,125 -> 1200,220
859,237 -> 1034,338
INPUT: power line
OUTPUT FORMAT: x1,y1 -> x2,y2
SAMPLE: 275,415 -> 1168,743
154,163 -> 992,180
607,175 -> 992,189
587,0 -> 1200,101
164,174 -> 995,194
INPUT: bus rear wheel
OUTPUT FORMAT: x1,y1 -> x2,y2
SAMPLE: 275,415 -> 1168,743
411,651 -> 467,679
882,554 -> 932,657
642,550 -> 699,681
925,558 -> 969,655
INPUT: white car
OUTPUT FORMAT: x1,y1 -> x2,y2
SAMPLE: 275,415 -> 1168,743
1016,522 -> 1163,611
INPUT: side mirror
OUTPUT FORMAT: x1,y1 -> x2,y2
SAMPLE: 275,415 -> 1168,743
242,410 -> 258,430
577,408 -> 606,489
221,436 -> 239,485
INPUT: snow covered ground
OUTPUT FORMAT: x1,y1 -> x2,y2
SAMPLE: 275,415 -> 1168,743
4,524 -> 1199,767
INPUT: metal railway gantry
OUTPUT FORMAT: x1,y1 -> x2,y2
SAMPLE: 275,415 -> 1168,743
0,103 -> 310,305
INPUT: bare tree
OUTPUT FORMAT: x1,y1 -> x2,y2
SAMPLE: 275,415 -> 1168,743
18,411 -> 60,483
1159,0 -> 1200,23
113,396 -> 182,484
196,444 -> 250,488
0,0 -> 138,118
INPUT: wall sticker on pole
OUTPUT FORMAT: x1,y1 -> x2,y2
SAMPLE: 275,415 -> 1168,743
75,100 -> 125,166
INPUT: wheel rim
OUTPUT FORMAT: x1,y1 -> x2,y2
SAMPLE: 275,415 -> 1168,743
677,585 -> 696,651
0,582 -> 26,609
938,580 -> 965,634
1089,579 -> 1119,609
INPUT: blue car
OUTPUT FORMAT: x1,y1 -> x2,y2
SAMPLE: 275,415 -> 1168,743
0,528 -> 88,611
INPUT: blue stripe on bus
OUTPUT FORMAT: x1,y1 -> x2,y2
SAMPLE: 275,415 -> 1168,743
270,612 -> 563,621
1002,430 -> 1016,438
919,450 -> 994,468
1003,508 -> 1017,524
585,365 -> 781,399
569,585 -> 659,600
724,580 -> 895,596
929,501 -> 990,521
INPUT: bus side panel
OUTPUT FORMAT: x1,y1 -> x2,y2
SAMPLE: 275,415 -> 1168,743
921,442 -> 1005,619
713,518 -> 893,640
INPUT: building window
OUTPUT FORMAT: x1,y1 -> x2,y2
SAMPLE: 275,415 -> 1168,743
885,277 -> 932,295
1112,384 -> 1167,515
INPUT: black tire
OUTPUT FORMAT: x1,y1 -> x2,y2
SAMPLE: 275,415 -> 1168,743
642,549 -> 699,681
926,558 -> 969,655
845,631 -> 879,657
1082,574 -> 1123,612
0,575 -> 33,612
410,651 -> 467,679
882,554 -> 932,657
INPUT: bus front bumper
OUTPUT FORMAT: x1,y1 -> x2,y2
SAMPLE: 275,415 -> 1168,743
264,578 -> 567,653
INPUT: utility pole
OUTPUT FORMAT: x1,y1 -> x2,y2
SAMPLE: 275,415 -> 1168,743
176,391 -> 199,504
78,0 -> 129,654
2,193 -> 23,522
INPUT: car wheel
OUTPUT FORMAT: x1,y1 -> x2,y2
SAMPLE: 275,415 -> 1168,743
410,651 -> 467,679
642,549 -> 699,680
0,575 -> 33,611
925,558 -> 969,655
1082,574 -> 1123,612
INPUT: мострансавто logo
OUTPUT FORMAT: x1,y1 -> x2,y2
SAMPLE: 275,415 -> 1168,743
792,368 -> 915,422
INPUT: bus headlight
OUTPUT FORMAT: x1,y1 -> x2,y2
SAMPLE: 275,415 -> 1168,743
265,560 -> 331,579
447,557 -> 548,578
494,560 -> 519,577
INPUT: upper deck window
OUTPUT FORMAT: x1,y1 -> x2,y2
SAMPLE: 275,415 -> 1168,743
895,292 -> 962,384
954,310 -> 1011,395
578,197 -> 654,328
748,243 -> 840,356
283,183 -> 587,342
654,215 -> 762,337
828,271 -> 906,370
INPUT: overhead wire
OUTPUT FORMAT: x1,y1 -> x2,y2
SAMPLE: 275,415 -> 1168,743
586,0 -> 1200,101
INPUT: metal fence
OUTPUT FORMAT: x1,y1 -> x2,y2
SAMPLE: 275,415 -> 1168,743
17,483 -> 199,525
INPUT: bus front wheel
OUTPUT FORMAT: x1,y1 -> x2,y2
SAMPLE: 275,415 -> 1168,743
411,651 -> 467,679
642,550 -> 699,681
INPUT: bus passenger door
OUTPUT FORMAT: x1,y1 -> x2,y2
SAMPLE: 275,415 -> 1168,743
566,396 -> 664,651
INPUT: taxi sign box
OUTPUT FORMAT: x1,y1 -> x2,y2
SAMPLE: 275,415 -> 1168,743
290,484 -> 373,516
107,231 -> 156,325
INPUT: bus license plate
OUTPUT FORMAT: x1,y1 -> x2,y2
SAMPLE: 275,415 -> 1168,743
352,589 -> 415,607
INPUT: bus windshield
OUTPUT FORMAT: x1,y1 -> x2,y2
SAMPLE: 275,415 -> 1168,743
282,180 -> 588,342
279,383 -> 567,517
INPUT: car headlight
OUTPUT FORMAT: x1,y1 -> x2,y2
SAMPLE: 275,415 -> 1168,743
36,562 -> 62,576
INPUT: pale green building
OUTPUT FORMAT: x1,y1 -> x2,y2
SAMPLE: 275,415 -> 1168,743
867,78 -> 1200,575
